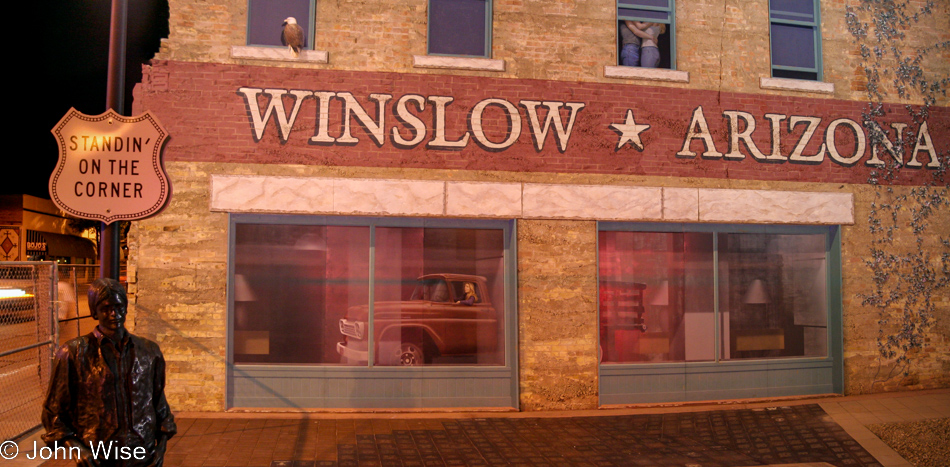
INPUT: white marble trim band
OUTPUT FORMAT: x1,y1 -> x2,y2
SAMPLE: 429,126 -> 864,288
698,189 -> 853,224
523,184 -> 663,220
209,175 -> 855,225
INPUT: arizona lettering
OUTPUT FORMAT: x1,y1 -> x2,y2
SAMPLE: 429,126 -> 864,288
676,106 -> 940,168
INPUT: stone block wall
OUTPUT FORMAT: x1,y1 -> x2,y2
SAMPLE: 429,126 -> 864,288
130,160 -> 950,411
839,184 -> 950,395
156,0 -> 949,105
131,0 -> 950,411
128,163 -> 230,411
517,219 -> 599,410
129,58 -> 948,411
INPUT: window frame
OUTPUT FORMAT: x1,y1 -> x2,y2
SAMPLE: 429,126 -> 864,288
768,0 -> 823,81
597,221 -> 844,403
616,0 -> 677,70
426,0 -> 493,58
227,213 -> 520,409
598,222 -> 839,364
245,0 -> 315,51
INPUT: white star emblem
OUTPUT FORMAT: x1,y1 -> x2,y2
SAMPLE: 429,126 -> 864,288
610,109 -> 651,151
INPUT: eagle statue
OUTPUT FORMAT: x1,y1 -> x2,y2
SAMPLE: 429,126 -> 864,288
281,17 -> 304,57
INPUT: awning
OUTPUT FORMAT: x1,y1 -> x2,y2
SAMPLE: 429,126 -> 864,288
26,230 -> 97,259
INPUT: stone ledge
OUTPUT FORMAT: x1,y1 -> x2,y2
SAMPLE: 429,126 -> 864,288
604,66 -> 689,83
760,77 -> 835,94
209,175 -> 855,225
413,55 -> 505,72
230,46 -> 329,64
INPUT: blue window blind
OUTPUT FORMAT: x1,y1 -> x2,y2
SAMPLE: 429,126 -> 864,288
769,0 -> 822,81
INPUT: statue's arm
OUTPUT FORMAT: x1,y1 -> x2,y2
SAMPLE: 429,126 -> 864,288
147,349 -> 176,467
146,434 -> 169,467
152,351 -> 177,438
41,345 -> 79,444
42,345 -> 99,466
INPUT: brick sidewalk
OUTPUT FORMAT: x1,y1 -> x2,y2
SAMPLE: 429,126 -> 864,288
35,404 -> 876,467
25,390 -> 949,467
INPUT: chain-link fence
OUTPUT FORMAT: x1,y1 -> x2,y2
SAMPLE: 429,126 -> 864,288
0,262 -> 56,441
56,264 -> 100,345
0,263 -> 100,441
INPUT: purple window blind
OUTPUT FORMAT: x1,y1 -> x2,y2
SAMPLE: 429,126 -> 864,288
429,0 -> 488,57
248,0 -> 311,49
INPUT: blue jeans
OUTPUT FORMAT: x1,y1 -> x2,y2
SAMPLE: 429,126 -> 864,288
640,46 -> 660,68
621,44 -> 640,67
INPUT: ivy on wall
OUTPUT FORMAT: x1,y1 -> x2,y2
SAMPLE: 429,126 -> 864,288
846,0 -> 950,388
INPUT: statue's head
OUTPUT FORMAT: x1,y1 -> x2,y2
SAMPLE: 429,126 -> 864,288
88,278 -> 128,335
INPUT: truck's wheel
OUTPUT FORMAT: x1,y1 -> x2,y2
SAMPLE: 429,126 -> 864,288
398,342 -> 425,366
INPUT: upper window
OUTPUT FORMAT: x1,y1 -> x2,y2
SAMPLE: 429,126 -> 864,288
246,0 -> 313,50
617,0 -> 676,69
428,0 -> 491,57
769,0 -> 822,81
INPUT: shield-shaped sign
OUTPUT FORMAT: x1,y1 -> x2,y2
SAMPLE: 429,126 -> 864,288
49,108 -> 171,224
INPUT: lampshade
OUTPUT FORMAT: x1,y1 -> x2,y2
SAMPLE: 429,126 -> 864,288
294,233 -> 327,251
743,279 -> 770,304
234,274 -> 257,302
650,280 -> 670,306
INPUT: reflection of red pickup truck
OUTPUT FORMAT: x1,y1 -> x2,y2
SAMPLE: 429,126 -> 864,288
336,274 -> 497,366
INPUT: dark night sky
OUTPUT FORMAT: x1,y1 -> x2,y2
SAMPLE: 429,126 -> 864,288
12,0 -> 167,199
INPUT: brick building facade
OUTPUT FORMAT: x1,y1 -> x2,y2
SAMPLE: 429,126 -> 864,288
126,0 -> 949,411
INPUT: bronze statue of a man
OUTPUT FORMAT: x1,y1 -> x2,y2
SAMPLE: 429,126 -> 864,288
42,278 -> 176,467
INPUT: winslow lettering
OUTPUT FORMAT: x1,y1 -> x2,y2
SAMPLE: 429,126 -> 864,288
237,87 -> 585,153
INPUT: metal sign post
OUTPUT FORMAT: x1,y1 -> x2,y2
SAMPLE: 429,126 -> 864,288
102,0 -> 128,280
48,0 -> 171,281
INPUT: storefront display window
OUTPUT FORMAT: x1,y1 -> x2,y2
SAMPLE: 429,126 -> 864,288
232,219 -> 507,367
718,232 -> 828,360
233,223 -> 371,364
372,227 -> 505,366
599,225 -> 830,364
599,231 -> 713,363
